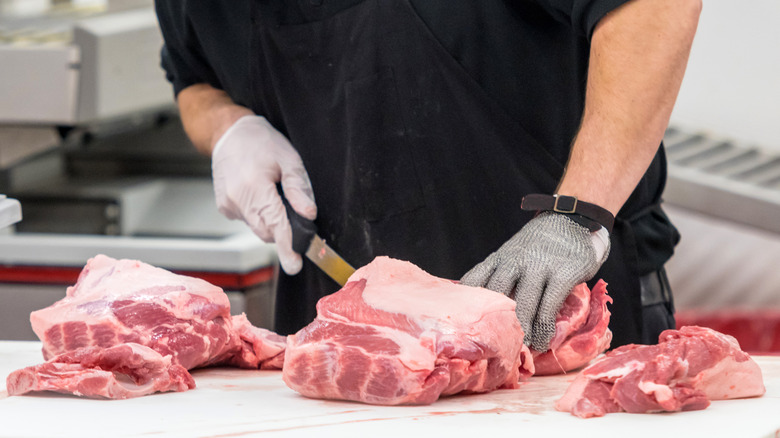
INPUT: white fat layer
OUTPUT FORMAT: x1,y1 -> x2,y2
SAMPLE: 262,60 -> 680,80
638,380 -> 674,403
356,257 -> 515,327
31,255 -> 228,334
693,354 -> 766,399
351,257 -> 524,375
589,359 -> 646,379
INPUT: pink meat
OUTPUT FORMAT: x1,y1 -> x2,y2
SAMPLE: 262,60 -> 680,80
282,256 -> 534,405
556,326 -> 766,418
8,254 -> 285,399
532,280 -> 612,375
31,254 -> 240,369
6,343 -> 194,399
227,313 -> 286,370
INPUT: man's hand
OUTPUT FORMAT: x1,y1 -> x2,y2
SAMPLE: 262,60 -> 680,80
212,115 -> 317,275
175,84 -> 317,275
461,213 -> 609,351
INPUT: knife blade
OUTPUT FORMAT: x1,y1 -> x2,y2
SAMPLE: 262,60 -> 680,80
282,196 -> 356,286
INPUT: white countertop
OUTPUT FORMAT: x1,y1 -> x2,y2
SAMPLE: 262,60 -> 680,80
0,231 -> 277,273
0,178 -> 278,273
1,341 -> 779,438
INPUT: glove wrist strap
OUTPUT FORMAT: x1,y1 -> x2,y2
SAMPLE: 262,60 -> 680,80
521,194 -> 615,233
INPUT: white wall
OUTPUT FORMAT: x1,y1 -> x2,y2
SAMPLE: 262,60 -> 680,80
671,0 -> 780,151
665,2 -> 780,310
665,205 -> 780,311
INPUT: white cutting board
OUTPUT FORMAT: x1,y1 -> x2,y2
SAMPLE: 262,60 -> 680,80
1,341 -> 778,438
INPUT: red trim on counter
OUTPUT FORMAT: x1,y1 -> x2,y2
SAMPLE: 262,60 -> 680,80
175,267 -> 275,289
677,309 -> 780,355
0,265 -> 275,290
0,266 -> 80,285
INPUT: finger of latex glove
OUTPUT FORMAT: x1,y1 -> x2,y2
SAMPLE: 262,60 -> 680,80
262,189 -> 302,276
212,115 -> 317,275
461,212 -> 610,351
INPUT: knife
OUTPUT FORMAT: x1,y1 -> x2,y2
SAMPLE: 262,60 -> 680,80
282,196 -> 356,286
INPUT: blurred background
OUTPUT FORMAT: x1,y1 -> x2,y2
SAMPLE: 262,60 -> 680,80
0,0 -> 778,351
660,0 -> 780,353
0,0 -> 278,341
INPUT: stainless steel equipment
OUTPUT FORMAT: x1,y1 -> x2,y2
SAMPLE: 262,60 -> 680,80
663,125 -> 780,234
662,126 -> 780,315
0,3 -> 172,124
0,3 -> 279,341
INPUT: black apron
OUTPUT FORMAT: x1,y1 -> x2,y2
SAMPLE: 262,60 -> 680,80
248,0 -> 646,346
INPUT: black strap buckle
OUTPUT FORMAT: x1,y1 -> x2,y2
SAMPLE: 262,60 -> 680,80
552,194 -> 578,214
521,193 -> 615,233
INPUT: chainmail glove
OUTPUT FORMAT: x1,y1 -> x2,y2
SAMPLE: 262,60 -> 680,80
460,212 -> 610,351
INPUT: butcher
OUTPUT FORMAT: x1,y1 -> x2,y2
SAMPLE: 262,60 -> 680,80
154,0 -> 701,350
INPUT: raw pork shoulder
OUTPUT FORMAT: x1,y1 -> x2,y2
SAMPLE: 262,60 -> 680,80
532,280 -> 612,375
283,256 -> 534,405
7,255 -> 285,399
556,326 -> 766,418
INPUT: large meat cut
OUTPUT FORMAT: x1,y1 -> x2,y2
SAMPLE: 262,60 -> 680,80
7,255 -> 286,399
283,256 -> 534,405
532,280 -> 612,375
8,253 -> 611,401
556,326 -> 766,418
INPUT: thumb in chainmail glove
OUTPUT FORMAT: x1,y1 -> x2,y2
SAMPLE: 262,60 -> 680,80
460,212 -> 610,351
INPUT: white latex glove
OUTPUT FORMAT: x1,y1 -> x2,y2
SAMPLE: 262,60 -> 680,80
212,115 -> 317,275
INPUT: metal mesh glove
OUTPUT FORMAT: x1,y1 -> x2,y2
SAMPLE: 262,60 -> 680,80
460,212 -> 610,351
212,115 -> 317,275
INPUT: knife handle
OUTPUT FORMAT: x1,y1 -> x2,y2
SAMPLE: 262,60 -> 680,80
281,194 -> 318,255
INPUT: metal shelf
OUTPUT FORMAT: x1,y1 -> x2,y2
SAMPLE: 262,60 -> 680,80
663,126 -> 780,235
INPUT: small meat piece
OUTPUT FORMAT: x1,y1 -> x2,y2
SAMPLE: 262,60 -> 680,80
532,280 -> 612,375
556,326 -> 766,418
6,343 -> 194,399
228,313 -> 286,370
283,256 -> 533,405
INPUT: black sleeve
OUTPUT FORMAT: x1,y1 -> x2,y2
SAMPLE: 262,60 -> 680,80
154,0 -> 221,97
529,0 -> 631,39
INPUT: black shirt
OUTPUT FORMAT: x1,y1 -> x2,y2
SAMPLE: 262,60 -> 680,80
157,0 -> 623,168
155,0 -> 679,275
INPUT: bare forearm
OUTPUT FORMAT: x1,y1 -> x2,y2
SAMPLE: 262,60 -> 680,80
177,83 -> 254,155
556,0 -> 702,216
